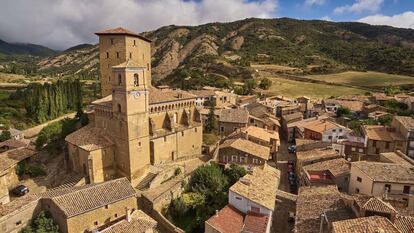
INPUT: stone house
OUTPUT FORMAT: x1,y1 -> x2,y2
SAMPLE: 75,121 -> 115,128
205,164 -> 280,233
391,116 -> 414,158
295,147 -> 341,175
245,102 -> 280,132
349,161 -> 414,210
42,178 -> 138,233
190,89 -> 237,108
300,158 -> 351,192
404,96 -> 414,112
66,28 -> 203,186
303,119 -> 351,143
219,108 -> 249,136
0,147 -> 36,204
227,126 -> 280,160
218,138 -> 270,167
362,125 -> 406,156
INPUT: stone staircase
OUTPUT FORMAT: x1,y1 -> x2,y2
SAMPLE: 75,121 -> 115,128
136,172 -> 157,191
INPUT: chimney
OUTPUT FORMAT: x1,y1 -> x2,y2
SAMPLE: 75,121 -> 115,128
215,209 -> 219,217
125,207 -> 131,222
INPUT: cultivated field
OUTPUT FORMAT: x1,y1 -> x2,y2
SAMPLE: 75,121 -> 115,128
262,76 -> 366,99
306,71 -> 414,88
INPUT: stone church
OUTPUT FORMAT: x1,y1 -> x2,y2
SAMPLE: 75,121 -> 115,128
66,28 -> 203,186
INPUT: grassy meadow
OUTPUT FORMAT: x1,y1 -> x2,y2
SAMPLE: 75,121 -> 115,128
262,76 -> 366,99
306,71 -> 414,88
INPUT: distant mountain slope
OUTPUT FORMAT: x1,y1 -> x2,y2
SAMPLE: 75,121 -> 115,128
0,39 -> 56,57
36,17 -> 414,87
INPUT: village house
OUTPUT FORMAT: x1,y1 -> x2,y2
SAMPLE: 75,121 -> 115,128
362,125 -> 407,155
0,178 -> 159,233
285,115 -> 330,142
380,151 -> 414,167
227,126 -> 280,160
65,28 -> 203,186
295,147 -> 341,175
237,95 -> 257,107
294,185 -> 355,233
349,161 -> 414,210
205,164 -> 280,233
218,138 -> 270,166
245,102 -> 280,132
300,158 -> 351,192
0,147 -> 36,204
303,119 -> 351,143
391,116 -> 414,158
190,89 -> 237,108
219,108 -> 249,136
323,99 -> 364,115
331,216 -> 401,233
276,104 -> 302,118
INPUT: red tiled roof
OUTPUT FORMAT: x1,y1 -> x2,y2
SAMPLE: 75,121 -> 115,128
95,27 -> 152,42
206,205 -> 244,233
242,212 -> 270,233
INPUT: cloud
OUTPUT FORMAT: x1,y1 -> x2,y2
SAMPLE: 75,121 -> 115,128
304,0 -> 326,6
334,0 -> 384,14
358,11 -> 414,29
321,16 -> 332,21
0,0 -> 277,50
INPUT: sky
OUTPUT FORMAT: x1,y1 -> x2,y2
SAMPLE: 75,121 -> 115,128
0,0 -> 413,50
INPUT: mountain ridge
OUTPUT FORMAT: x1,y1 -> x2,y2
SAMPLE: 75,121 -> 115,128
2,17 -> 414,88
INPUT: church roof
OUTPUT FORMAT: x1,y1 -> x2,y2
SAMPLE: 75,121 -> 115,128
65,125 -> 114,151
95,27 -> 152,42
49,178 -> 136,218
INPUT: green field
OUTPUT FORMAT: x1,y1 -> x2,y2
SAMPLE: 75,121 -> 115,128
306,71 -> 414,88
262,76 -> 366,98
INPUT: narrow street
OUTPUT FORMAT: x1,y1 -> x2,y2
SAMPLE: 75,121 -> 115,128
276,140 -> 296,193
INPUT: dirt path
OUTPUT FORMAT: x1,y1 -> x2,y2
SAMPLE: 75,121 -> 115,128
23,112 -> 76,138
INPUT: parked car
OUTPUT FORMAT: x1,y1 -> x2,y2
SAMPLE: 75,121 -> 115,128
288,145 -> 296,154
12,185 -> 29,196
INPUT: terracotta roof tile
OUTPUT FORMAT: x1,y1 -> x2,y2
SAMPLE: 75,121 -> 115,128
101,210 -> 159,233
65,125 -> 114,151
304,119 -> 348,134
0,147 -> 36,173
0,139 -> 30,149
352,161 -> 414,184
220,138 -> 270,160
394,116 -> 414,130
363,125 -> 405,142
296,147 -> 340,163
394,215 -> 414,233
206,205 -> 244,233
219,108 -> 249,124
242,212 -> 269,233
230,164 -> 280,210
95,27 -> 151,42
303,158 -> 350,177
332,216 -> 400,233
50,178 -> 136,218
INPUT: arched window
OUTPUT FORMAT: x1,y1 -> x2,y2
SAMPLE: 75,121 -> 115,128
117,104 -> 121,113
118,74 -> 122,85
133,40 -> 136,46
129,52 -> 132,59
116,52 -> 119,58
133,74 -> 139,87
106,52 -> 109,58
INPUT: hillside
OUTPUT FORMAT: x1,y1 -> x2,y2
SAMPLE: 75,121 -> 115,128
0,39 -> 56,57
8,17 -> 414,89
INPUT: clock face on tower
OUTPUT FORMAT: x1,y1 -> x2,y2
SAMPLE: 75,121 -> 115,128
131,91 -> 140,99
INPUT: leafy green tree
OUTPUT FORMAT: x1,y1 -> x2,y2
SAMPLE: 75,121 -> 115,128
0,130 -> 11,142
336,106 -> 351,118
190,164 -> 228,195
204,100 -> 217,133
259,78 -> 272,90
243,79 -> 257,95
224,164 -> 247,187
20,211 -> 59,233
